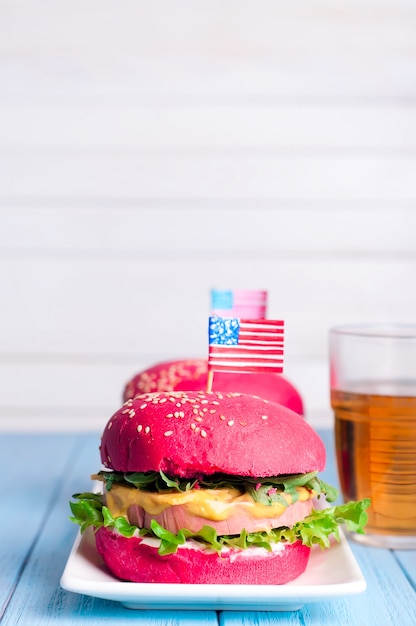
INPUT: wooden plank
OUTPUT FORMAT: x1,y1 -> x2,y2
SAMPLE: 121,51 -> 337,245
2,429 -> 415,624
0,359 -> 330,432
0,434 -> 81,619
0,257 -> 414,358
0,206 -> 415,255
1,154 -> 415,200
2,104 -> 416,150
218,543 -> 416,625
0,1 -> 415,99
1,433 -> 219,625
394,552 -> 416,589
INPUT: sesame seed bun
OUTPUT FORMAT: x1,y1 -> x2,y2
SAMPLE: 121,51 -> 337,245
100,391 -> 324,477
123,358 -> 304,416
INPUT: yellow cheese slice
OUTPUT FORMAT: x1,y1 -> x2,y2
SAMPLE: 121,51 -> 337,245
103,483 -> 314,522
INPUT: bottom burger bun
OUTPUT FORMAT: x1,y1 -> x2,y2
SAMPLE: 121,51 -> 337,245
70,391 -> 370,585
123,358 -> 304,415
95,527 -> 311,584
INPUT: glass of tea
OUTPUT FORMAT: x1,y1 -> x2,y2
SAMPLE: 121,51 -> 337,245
330,324 -> 416,549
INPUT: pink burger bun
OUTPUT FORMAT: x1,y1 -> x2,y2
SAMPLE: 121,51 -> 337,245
94,527 -> 311,585
88,391 -> 326,584
123,358 -> 304,415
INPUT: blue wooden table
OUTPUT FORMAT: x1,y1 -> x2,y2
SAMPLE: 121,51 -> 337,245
1,429 -> 416,625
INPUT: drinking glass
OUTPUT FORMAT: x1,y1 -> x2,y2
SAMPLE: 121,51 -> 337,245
330,324 -> 416,549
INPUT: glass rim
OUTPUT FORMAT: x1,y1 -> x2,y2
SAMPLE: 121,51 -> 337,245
330,323 -> 416,340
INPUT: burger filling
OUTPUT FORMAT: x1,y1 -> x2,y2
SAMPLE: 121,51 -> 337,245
70,470 -> 370,555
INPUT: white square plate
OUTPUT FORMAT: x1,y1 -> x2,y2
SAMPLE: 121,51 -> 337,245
61,527 -> 366,611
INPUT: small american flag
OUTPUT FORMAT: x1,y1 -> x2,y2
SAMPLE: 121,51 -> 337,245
208,316 -> 284,374
210,289 -> 267,319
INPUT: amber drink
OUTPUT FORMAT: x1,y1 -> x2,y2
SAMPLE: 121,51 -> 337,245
330,325 -> 416,549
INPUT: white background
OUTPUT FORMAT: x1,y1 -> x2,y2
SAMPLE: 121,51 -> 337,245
1,0 -> 415,431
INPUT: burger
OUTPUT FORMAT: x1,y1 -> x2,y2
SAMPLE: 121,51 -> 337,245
70,391 -> 369,585
123,358 -> 304,415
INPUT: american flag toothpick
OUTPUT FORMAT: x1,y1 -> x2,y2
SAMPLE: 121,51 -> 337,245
210,289 -> 268,319
206,316 -> 284,391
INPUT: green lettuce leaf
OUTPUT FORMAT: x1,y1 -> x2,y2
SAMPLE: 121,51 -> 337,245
69,490 -> 371,556
95,469 -> 334,505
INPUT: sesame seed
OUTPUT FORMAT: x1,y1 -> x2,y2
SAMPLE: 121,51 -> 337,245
209,409 -> 216,413
200,429 -> 207,438
159,398 -> 167,403
219,415 -> 226,420
137,424 -> 143,432
145,426 -> 150,434
166,413 -> 173,418
212,401 -> 220,405
140,403 -> 147,409
174,412 -> 180,418
176,402 -> 182,407
227,420 -> 234,426
201,400 -> 208,404
179,411 -> 185,418
190,423 -> 196,430
107,421 -> 113,429
164,431 -> 173,437
195,417 -> 203,422
261,415 -> 268,420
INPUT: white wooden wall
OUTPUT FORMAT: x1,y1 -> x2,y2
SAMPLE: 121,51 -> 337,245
1,0 -> 415,431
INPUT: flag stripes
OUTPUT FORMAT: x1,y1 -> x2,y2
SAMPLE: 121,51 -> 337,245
208,316 -> 284,374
